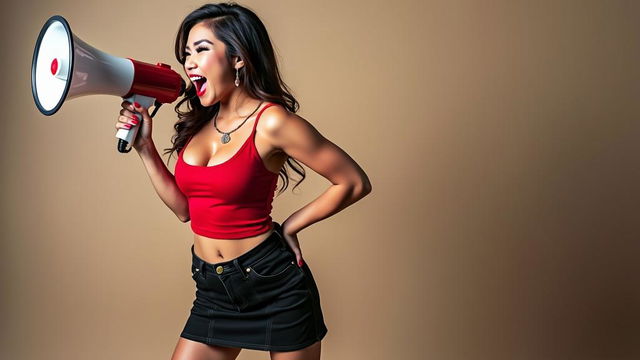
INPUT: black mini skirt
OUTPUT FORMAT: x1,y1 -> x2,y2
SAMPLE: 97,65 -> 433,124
180,221 -> 328,352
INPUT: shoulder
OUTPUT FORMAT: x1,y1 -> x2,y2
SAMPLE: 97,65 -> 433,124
259,103 -> 292,128
257,102 -> 308,137
257,102 -> 324,152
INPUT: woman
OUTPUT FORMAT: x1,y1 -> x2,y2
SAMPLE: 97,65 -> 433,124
115,2 -> 371,359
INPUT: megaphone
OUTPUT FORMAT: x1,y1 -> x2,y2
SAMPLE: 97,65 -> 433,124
31,15 -> 186,153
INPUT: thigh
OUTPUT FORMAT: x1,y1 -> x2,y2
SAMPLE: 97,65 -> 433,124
171,337 -> 242,360
269,340 -> 321,360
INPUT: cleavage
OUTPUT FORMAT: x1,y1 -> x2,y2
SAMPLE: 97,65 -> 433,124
185,126 -> 253,167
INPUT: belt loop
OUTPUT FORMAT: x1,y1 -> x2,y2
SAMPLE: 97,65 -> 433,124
233,258 -> 248,280
199,260 -> 206,279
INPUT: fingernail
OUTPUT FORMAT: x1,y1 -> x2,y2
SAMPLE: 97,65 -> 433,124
131,119 -> 139,125
298,259 -> 304,267
134,101 -> 141,108
124,124 -> 131,129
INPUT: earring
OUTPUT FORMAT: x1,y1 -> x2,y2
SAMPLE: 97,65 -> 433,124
235,68 -> 240,87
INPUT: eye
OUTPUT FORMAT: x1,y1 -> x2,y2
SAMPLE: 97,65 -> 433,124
183,46 -> 208,59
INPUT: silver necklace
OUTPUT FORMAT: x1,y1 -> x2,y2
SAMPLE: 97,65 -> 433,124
213,101 -> 264,144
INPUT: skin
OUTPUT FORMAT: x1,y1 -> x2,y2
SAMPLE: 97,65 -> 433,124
115,20 -> 371,360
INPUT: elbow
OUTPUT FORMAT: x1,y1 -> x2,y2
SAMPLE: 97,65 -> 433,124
360,173 -> 373,195
361,182 -> 372,197
353,179 -> 372,199
363,179 -> 372,195
177,202 -> 190,223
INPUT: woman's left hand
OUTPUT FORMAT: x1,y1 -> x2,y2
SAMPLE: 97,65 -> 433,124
281,224 -> 304,268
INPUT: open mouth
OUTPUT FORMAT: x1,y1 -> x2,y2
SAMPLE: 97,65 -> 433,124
191,76 -> 208,96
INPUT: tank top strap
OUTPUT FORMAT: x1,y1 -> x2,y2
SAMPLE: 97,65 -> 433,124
252,102 -> 278,133
179,134 -> 194,158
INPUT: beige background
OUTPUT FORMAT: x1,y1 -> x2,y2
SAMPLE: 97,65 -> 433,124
1,0 -> 639,359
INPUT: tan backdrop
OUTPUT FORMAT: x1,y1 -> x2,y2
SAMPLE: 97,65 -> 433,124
2,0 -> 639,359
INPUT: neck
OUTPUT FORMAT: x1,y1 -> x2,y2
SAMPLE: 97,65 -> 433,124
217,87 -> 261,121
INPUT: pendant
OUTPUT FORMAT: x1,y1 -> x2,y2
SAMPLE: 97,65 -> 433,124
221,133 -> 231,144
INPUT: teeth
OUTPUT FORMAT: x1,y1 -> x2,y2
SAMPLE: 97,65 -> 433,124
190,75 -> 204,81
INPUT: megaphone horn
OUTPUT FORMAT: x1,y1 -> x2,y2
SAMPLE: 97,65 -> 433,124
31,15 -> 186,153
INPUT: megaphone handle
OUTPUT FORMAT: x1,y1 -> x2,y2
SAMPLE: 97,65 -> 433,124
115,94 -> 156,153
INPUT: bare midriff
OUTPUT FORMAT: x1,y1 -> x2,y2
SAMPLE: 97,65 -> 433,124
192,227 -> 275,263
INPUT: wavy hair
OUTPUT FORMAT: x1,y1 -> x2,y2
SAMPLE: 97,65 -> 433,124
161,2 -> 305,195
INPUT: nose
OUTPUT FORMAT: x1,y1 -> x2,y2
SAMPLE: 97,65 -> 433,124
184,56 -> 196,71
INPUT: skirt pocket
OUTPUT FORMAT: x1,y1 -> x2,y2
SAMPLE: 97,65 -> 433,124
238,247 -> 308,310
248,247 -> 298,282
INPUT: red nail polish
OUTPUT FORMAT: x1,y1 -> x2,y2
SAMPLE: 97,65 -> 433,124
298,259 -> 304,267
134,101 -> 140,108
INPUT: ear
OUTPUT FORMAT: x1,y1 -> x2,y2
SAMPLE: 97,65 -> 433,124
234,57 -> 244,70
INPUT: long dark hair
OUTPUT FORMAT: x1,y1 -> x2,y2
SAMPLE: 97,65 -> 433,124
161,2 -> 305,195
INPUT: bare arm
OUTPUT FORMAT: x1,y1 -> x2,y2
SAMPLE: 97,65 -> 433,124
117,101 -> 190,222
261,106 -> 373,236
136,141 -> 190,222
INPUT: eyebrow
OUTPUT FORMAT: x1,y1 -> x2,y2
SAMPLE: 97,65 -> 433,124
185,39 -> 214,50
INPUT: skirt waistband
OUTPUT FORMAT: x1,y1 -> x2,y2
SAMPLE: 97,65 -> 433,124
190,221 -> 287,277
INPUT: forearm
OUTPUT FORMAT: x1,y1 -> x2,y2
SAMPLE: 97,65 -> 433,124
282,182 -> 370,235
136,141 -> 190,221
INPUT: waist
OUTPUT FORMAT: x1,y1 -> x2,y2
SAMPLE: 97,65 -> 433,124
193,224 -> 274,261
191,222 -> 287,276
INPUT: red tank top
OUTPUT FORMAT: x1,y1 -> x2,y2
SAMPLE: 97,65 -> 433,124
174,102 -> 279,239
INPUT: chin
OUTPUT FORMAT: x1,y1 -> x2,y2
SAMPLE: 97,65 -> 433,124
198,96 -> 216,107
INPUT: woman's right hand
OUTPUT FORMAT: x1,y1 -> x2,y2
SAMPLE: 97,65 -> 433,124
116,100 -> 154,151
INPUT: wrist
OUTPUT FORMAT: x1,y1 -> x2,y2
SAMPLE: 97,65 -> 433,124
135,140 -> 155,156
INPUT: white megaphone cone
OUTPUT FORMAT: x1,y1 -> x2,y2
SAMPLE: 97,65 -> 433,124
31,15 -> 186,153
